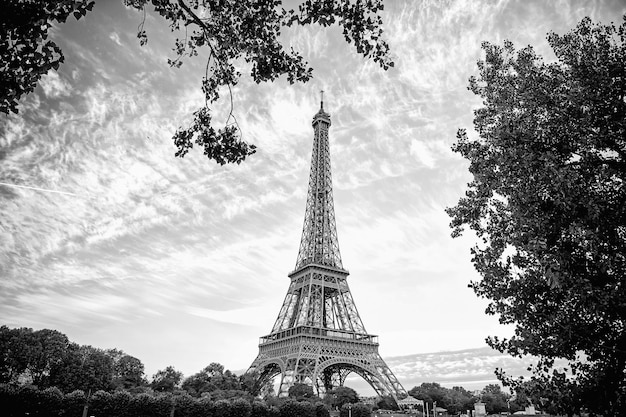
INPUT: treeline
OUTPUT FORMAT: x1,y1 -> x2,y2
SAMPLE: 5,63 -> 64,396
0,326 -> 145,393
0,326 -> 256,398
408,382 -> 531,415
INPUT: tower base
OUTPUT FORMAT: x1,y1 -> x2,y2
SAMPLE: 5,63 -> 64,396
248,325 -> 406,401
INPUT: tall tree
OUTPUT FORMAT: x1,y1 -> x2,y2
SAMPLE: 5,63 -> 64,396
108,350 -> 146,389
325,386 -> 358,409
2,0 -> 394,164
287,382 -> 315,401
481,384 -> 509,414
445,386 -> 476,415
447,15 -> 626,416
0,326 -> 72,387
181,362 -> 242,397
28,329 -> 71,387
0,326 -> 32,383
151,365 -> 183,392
48,344 -> 115,392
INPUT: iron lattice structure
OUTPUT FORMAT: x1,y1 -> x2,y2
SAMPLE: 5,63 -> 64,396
248,102 -> 407,401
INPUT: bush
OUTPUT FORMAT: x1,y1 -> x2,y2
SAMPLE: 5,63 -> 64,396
0,383 -> 275,417
173,393 -> 203,417
61,390 -> 87,417
0,384 -> 27,417
251,401 -> 270,417
279,399 -> 315,417
129,393 -> 172,417
214,398 -> 232,417
230,397 -> 252,417
39,387 -> 65,417
315,402 -> 331,417
90,390 -> 114,417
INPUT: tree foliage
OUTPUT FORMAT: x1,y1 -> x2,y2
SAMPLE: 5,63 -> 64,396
181,362 -> 252,399
151,365 -> 183,392
278,399 -> 316,417
287,382 -> 315,401
408,382 -> 475,414
1,0 -> 95,114
2,0 -> 394,164
374,395 -> 397,411
49,344 -> 115,392
0,325 -> 147,393
447,15 -> 626,416
110,350 -> 146,389
325,386 -> 358,409
481,384 -> 508,414
340,402 -> 370,417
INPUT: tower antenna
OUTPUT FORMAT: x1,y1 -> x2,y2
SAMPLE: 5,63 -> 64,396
320,89 -> 324,110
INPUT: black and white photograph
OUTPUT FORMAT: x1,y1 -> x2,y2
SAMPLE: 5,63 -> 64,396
1,1 -> 625,416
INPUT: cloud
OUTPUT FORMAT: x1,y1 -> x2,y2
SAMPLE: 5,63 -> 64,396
39,71 -> 72,98
109,31 -> 123,46
410,139 -> 437,168
2,0 -> 624,381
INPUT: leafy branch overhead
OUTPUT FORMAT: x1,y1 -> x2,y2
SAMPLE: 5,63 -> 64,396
1,0 -> 394,165
1,1 -> 95,113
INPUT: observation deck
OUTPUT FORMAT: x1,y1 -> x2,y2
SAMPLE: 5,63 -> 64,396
259,325 -> 378,345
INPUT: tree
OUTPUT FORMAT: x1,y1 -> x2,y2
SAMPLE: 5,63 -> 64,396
48,344 -> 115,392
239,369 -> 261,397
109,351 -> 146,389
445,386 -> 475,415
0,326 -> 72,387
181,362 -> 243,397
2,0 -> 394,164
408,382 -> 446,406
287,382 -> 315,401
407,383 -> 475,414
375,396 -> 398,411
0,326 -> 33,383
447,15 -> 626,416
324,386 -> 359,410
325,386 -> 358,409
481,384 -> 509,414
151,365 -> 183,392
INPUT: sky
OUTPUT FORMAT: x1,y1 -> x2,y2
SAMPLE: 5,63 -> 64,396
1,0 -> 625,393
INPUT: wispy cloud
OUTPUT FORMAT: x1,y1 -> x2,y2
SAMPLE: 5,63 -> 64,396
1,0 -> 624,380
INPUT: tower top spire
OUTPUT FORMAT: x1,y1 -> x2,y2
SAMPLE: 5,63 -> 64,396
313,90 -> 331,126
295,100 -> 342,270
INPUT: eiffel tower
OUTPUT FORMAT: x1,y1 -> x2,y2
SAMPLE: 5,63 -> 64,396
248,95 -> 407,401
